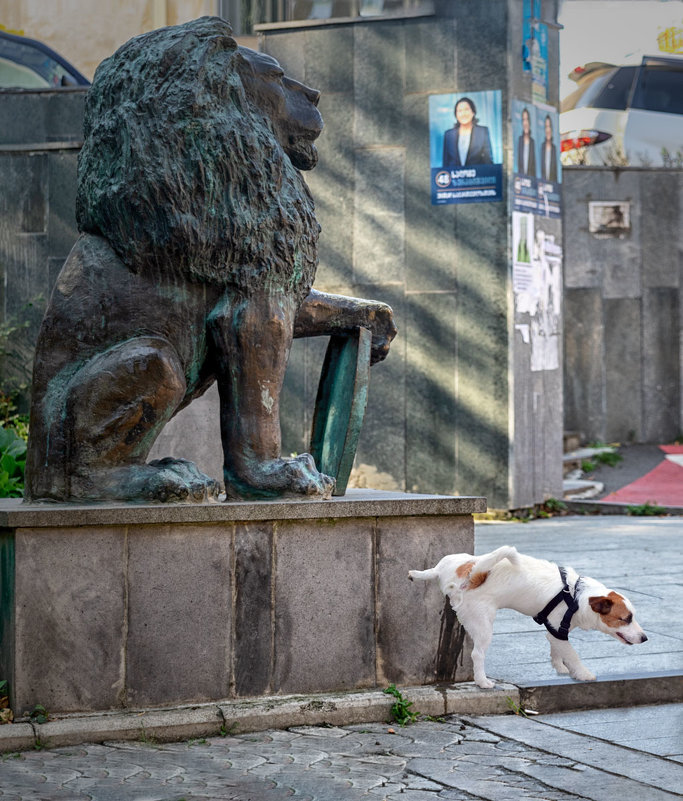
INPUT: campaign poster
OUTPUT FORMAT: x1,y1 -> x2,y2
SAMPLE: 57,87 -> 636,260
512,101 -> 539,214
512,212 -> 562,372
535,104 -> 562,218
429,90 -> 503,205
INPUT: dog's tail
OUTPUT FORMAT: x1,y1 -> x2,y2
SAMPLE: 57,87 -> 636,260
471,545 -> 519,576
457,545 -> 520,590
408,566 -> 441,582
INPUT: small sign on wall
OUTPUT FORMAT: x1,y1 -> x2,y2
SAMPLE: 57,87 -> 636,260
588,201 -> 631,236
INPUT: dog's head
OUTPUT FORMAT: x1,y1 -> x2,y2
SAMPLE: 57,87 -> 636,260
588,592 -> 648,645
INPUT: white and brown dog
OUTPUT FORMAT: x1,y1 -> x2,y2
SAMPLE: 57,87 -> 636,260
409,546 -> 648,689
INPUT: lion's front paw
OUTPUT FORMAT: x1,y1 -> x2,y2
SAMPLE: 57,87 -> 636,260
224,453 -> 334,501
366,302 -> 397,365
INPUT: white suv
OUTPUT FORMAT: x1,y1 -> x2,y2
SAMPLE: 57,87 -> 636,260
560,55 -> 683,167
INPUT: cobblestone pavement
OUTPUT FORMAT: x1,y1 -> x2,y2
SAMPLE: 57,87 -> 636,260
1,704 -> 681,801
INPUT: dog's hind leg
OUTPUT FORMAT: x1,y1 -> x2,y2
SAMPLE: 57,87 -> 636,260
546,633 -> 596,681
457,604 -> 497,689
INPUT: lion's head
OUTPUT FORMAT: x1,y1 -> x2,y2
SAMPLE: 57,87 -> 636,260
76,16 -> 323,296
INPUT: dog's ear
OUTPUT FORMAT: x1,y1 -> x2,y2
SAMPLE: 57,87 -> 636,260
589,596 -> 613,615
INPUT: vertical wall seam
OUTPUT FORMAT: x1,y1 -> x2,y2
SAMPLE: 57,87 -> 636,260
120,524 -> 129,708
372,516 -> 379,687
229,521 -> 236,699
270,520 -> 277,695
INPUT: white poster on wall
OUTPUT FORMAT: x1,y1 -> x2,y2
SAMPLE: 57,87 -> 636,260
512,212 -> 562,372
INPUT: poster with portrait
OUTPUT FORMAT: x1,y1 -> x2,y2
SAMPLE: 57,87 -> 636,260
429,90 -> 503,205
512,101 -> 539,214
513,101 -> 562,218
535,104 -> 562,218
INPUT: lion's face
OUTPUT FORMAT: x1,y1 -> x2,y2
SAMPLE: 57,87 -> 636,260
237,48 -> 323,171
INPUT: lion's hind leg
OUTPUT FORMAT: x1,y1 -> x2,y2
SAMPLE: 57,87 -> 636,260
58,336 -> 218,502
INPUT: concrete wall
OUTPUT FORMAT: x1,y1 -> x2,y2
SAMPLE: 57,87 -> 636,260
262,0 -> 564,508
563,167 -> 683,444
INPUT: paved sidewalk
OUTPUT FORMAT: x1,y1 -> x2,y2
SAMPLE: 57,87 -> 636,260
475,515 -> 683,685
0,704 -> 680,800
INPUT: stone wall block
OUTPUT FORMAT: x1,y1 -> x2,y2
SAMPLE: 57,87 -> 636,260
563,288 -> 604,442
405,291 -> 457,495
47,151 -> 79,257
605,298 -> 642,442
353,23 -> 405,148
352,147 -> 405,285
303,26 -> 354,93
404,93 -> 457,293
641,171 -> 680,288
234,521 -> 273,697
272,518 -> 375,694
642,288 -> 680,442
126,524 -> 232,707
14,526 -> 126,713
404,18 -> 457,93
376,515 -> 473,686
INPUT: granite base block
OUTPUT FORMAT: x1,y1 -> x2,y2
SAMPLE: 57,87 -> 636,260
0,490 -> 483,714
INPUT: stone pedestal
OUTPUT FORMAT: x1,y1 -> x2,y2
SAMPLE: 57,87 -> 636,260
0,491 -> 483,715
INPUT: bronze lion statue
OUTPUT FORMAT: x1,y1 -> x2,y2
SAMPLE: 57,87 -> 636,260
25,16 -> 395,503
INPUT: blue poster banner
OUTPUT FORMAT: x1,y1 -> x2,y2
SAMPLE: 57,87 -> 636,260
429,90 -> 503,205
512,100 -> 561,218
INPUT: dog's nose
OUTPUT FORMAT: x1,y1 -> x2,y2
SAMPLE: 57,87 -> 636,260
640,633 -> 648,643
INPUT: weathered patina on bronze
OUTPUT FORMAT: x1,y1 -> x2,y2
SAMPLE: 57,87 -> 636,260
25,16 -> 395,504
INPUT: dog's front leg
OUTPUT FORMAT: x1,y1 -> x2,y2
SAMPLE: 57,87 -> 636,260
545,634 -> 596,681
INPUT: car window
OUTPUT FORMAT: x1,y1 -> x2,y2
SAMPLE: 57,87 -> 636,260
631,64 -> 683,115
565,69 -> 615,111
590,66 -> 637,110
0,31 -> 88,88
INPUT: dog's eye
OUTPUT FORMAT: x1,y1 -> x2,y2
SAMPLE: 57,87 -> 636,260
621,614 -> 633,624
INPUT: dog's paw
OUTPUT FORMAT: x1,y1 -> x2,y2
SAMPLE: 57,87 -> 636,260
552,661 -> 570,675
571,668 -> 596,682
475,677 -> 496,689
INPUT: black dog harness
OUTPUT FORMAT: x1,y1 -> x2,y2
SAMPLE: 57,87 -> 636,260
533,566 -> 582,641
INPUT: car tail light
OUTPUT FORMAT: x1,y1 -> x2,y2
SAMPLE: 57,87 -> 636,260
561,130 -> 613,152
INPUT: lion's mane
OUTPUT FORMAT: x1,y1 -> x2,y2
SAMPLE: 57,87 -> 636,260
76,16 -> 319,298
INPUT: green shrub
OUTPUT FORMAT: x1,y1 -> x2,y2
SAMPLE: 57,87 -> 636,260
0,425 -> 27,497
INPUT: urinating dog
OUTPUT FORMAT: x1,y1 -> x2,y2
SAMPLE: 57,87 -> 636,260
409,546 -> 648,689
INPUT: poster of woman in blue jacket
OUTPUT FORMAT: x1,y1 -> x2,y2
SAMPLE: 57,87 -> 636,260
430,90 -> 502,205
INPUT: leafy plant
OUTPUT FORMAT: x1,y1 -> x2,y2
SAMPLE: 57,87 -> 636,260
581,459 -> 596,474
28,703 -> 48,725
506,696 -> 538,717
0,425 -> 27,497
593,450 -> 623,468
545,497 -> 567,512
627,502 -> 667,516
383,684 -> 418,727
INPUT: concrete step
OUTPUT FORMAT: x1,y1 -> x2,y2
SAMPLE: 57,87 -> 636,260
563,478 -> 604,499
